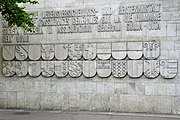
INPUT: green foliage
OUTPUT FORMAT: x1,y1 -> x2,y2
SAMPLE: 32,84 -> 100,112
0,0 -> 38,32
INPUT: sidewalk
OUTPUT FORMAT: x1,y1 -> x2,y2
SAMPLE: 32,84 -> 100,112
0,110 -> 180,120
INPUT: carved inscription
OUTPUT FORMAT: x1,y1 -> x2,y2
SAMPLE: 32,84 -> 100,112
16,61 -> 28,77
55,61 -> 68,77
160,60 -> 178,79
42,45 -> 55,60
28,61 -> 41,77
112,42 -> 126,59
97,61 -> 111,77
143,41 -> 160,60
128,60 -> 143,78
83,43 -> 96,60
97,43 -> 111,60
3,61 -> 16,77
83,61 -> 96,77
69,44 -> 83,60
112,60 -> 127,78
41,61 -> 54,77
55,44 -> 68,60
29,45 -> 41,60
3,45 -> 15,60
144,60 -> 160,78
69,61 -> 83,77
15,45 -> 28,60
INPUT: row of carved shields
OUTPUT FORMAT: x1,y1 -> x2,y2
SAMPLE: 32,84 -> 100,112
3,60 -> 177,79
3,41 -> 160,61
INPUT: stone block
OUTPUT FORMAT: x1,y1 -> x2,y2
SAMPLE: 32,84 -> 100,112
145,83 -> 175,96
145,96 -> 172,114
46,82 -> 57,93
172,97 -> 180,114
135,83 -> 145,95
76,82 -> 85,93
6,81 -> 19,92
109,94 -> 120,111
51,93 -> 63,110
78,93 -> 91,111
68,93 -> 80,110
7,92 -> 17,108
35,82 -> 46,92
176,84 -> 180,95
120,95 -> 145,113
0,83 -> 6,92
0,99 -> 7,108
104,82 -> 115,94
17,92 -> 25,108
40,92 -> 52,109
91,93 -> 110,111
167,23 -> 177,37
25,92 -> 41,109
27,82 -> 36,92
96,82 -> 105,93
114,83 -> 127,95
84,82 -> 96,93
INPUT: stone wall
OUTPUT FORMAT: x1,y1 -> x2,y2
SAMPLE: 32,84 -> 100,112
0,0 -> 180,115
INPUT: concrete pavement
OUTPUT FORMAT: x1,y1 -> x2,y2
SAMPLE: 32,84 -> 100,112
0,110 -> 180,120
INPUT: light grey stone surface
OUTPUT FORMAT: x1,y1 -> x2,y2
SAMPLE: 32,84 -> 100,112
97,61 -> 111,78
28,45 -> 41,60
112,42 -> 126,60
3,45 -> 15,60
83,43 -> 96,60
41,45 -> 55,60
128,60 -> 143,78
69,61 -> 83,77
112,60 -> 127,78
55,61 -> 68,77
28,61 -> 41,77
55,44 -> 68,60
0,0 -> 180,115
127,42 -> 142,60
83,61 -> 96,78
16,61 -> 28,77
15,45 -> 28,61
144,60 -> 160,78
97,43 -> 111,60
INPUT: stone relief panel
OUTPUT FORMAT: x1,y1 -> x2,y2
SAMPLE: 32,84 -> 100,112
143,41 -> 160,60
3,45 -> 15,60
144,60 -> 160,78
127,42 -> 143,60
28,45 -> 41,60
55,61 -> 68,77
97,43 -> 111,60
83,61 -> 96,78
69,44 -> 83,60
112,42 -> 126,60
97,60 -> 111,77
15,45 -> 28,60
83,43 -> 96,60
160,60 -> 178,79
1,41 -> 178,79
41,61 -> 54,77
16,61 -> 28,77
3,61 -> 15,77
69,61 -> 83,77
55,44 -> 68,60
128,60 -> 143,78
41,45 -> 55,60
112,60 -> 127,78
28,61 -> 41,77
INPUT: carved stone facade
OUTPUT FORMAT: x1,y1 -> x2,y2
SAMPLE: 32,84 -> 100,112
1,0 -> 180,115
2,42 -> 178,79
